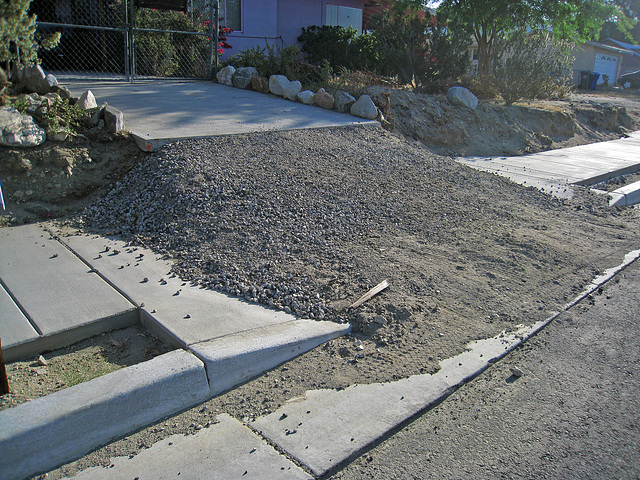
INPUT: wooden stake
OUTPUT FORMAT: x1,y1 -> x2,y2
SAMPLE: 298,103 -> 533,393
349,279 -> 390,309
0,338 -> 9,395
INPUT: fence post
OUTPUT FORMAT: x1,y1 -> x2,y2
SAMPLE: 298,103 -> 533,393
129,0 -> 137,81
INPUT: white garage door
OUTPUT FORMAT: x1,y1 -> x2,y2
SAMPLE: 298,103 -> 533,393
594,54 -> 618,85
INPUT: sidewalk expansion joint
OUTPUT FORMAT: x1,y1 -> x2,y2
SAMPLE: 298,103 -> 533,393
0,276 -> 42,336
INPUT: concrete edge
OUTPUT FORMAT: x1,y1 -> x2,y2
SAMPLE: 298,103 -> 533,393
609,179 -> 640,207
130,121 -> 380,152
0,349 -> 210,480
3,308 -> 139,363
574,162 -> 640,186
190,319 -> 351,396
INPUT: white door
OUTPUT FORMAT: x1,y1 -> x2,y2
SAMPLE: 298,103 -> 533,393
594,54 -> 618,85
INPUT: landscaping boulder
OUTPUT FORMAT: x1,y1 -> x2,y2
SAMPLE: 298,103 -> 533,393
76,90 -> 98,110
334,91 -> 356,113
269,75 -> 290,96
0,106 -> 46,147
104,105 -> 125,133
283,80 -> 302,101
297,90 -> 315,105
351,95 -> 378,119
446,86 -> 478,109
251,76 -> 270,94
314,88 -> 334,110
216,65 -> 235,86
21,65 -> 51,95
232,67 -> 258,89
45,74 -> 58,88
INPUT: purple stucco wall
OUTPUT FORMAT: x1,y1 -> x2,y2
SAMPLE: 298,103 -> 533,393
223,0 -> 364,60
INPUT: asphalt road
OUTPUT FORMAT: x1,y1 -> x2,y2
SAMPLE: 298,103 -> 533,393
331,259 -> 640,480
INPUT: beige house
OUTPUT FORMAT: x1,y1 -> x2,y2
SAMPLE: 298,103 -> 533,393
571,41 -> 629,86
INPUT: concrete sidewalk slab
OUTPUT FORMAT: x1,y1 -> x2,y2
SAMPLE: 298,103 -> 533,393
0,282 -> 38,352
0,349 -> 210,480
252,328 -> 529,477
62,79 -> 377,151
457,133 -> 640,198
69,414 -> 311,480
0,224 -> 137,361
190,320 -> 350,396
56,228 -> 304,347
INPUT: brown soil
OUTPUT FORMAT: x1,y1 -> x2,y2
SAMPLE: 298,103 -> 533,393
0,326 -> 170,411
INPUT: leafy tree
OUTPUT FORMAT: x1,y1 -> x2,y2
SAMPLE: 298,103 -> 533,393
436,0 -> 622,77
0,0 -> 60,69
367,2 -> 469,87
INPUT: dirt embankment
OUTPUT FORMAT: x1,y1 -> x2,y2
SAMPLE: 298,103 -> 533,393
367,87 -> 640,157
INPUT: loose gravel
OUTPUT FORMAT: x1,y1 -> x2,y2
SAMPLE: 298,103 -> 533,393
69,124 -> 640,381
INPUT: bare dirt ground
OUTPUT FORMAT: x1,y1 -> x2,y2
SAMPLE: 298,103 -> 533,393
1,88 -> 640,477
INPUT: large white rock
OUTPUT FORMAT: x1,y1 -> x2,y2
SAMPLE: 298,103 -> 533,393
283,80 -> 302,100
447,86 -> 478,109
269,75 -> 290,96
76,90 -> 98,110
0,106 -> 46,147
22,65 -> 50,94
216,65 -> 235,86
297,90 -> 315,105
350,95 -> 378,119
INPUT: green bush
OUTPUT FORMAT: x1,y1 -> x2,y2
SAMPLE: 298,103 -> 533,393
492,30 -> 574,105
298,25 -> 380,72
223,40 -> 331,87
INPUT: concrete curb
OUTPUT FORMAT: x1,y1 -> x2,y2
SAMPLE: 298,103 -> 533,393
0,349 -> 210,480
609,179 -> 640,207
190,320 -> 351,396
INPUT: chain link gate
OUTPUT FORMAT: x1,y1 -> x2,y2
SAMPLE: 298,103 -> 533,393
34,0 -> 220,81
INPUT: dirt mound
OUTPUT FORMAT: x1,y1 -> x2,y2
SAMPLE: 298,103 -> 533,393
367,87 -> 640,157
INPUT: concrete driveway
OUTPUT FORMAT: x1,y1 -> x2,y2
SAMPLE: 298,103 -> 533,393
61,79 -> 376,151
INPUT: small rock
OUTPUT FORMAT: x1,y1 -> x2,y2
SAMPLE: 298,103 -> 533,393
269,75 -> 290,96
250,76 -> 270,94
373,315 -> 387,325
76,90 -> 98,110
232,67 -> 258,89
297,90 -> 315,105
283,80 -> 302,100
37,355 -> 48,366
446,86 -> 478,109
103,105 -> 125,133
313,88 -> 334,110
351,95 -> 378,119
216,65 -> 235,86
510,366 -> 524,377
334,91 -> 356,113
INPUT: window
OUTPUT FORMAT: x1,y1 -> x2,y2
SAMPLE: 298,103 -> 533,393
221,0 -> 241,31
326,5 -> 362,33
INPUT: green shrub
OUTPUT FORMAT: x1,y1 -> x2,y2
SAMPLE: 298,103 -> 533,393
298,25 -> 380,73
492,30 -> 574,105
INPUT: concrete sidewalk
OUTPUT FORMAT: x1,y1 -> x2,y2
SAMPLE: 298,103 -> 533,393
0,223 -> 349,480
61,79 -> 377,152
456,132 -> 640,202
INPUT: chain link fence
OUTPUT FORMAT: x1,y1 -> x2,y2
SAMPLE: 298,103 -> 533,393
34,0 -> 217,80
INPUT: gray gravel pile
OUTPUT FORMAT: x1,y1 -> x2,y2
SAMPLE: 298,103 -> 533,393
73,125 -> 606,331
